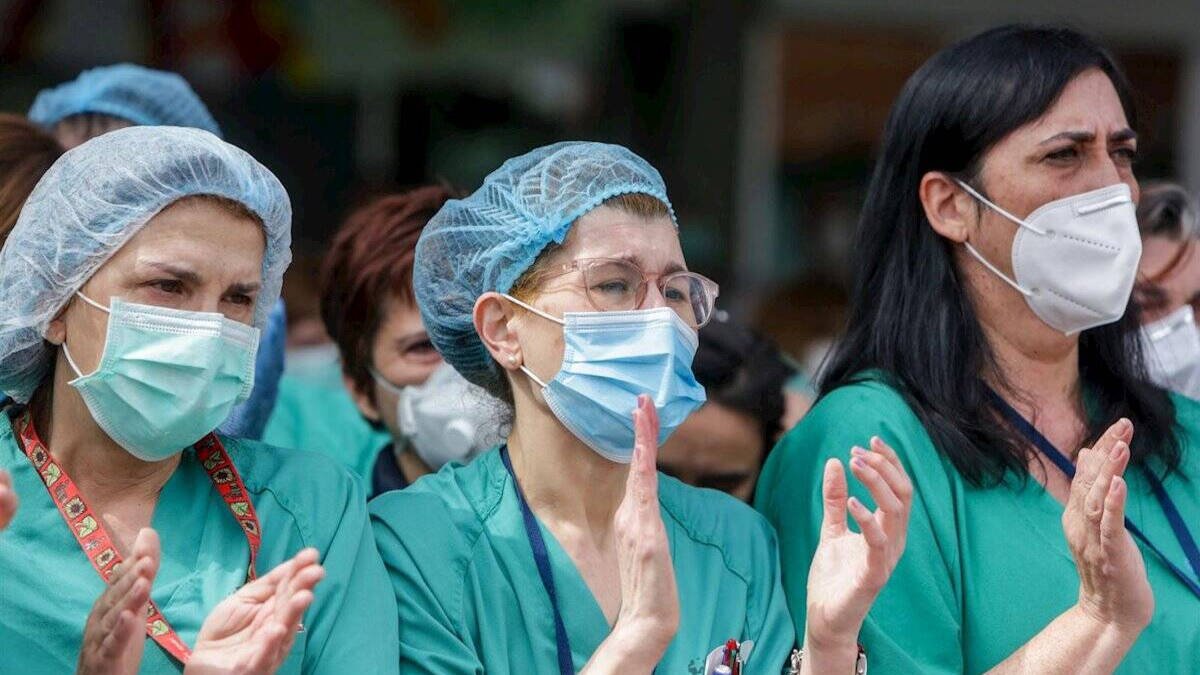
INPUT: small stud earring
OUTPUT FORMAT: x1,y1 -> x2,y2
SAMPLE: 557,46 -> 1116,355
508,355 -> 518,365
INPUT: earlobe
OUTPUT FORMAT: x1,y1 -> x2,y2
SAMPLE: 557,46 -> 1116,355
344,374 -> 382,423
473,292 -> 522,371
920,171 -> 973,244
44,310 -> 68,346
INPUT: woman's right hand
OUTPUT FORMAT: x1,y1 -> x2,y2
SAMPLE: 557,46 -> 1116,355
1062,418 -> 1154,637
77,528 -> 161,675
584,395 -> 680,673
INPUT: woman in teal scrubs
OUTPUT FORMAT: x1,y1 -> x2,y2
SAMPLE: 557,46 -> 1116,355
0,126 -> 397,673
757,25 -> 1200,673
371,141 -> 914,673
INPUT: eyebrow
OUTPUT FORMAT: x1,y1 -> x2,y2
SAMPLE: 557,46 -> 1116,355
143,261 -> 202,286
143,261 -> 261,294
1039,128 -> 1137,145
611,253 -> 687,276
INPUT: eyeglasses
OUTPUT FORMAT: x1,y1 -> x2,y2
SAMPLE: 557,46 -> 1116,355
532,257 -> 720,328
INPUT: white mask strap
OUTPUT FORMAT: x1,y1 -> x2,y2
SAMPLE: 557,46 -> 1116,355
519,365 -> 548,389
61,343 -> 84,379
963,242 -> 1033,298
954,178 -> 1047,236
501,294 -> 565,326
370,368 -> 405,396
75,291 -> 111,314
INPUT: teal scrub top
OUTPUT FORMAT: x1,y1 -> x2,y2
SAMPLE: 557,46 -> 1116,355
369,449 -> 797,674
755,374 -> 1200,674
263,372 -> 390,480
0,415 -> 398,674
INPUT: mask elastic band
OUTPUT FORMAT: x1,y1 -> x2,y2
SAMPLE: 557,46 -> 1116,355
963,243 -> 1033,297
61,343 -> 84,379
75,291 -> 111,314
519,365 -> 549,389
954,179 -> 1047,236
370,368 -> 405,396
502,294 -> 565,326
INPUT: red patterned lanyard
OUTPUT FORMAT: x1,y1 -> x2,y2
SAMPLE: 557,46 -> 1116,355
15,411 -> 263,664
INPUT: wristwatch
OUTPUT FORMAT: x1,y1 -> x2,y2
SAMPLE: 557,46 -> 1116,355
783,645 -> 868,674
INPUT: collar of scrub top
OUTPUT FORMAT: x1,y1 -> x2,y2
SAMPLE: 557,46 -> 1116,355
986,388 -> 1200,599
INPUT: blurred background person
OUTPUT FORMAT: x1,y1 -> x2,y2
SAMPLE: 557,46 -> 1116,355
658,312 -> 795,501
307,185 -> 501,495
1134,181 -> 1200,398
28,63 -> 220,148
0,113 -> 62,244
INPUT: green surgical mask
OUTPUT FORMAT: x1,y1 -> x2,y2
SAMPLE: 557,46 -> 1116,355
63,292 -> 259,461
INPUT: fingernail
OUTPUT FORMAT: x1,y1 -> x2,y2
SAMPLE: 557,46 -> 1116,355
851,457 -> 866,469
1119,418 -> 1131,431
850,446 -> 866,457
847,496 -> 861,509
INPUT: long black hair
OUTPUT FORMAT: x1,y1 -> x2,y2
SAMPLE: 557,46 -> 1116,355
821,24 -> 1181,487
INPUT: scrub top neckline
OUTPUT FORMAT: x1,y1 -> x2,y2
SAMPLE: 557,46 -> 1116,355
486,450 -> 617,647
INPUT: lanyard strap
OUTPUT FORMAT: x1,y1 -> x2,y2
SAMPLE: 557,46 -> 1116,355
985,390 -> 1200,599
499,446 -> 574,675
15,411 -> 263,664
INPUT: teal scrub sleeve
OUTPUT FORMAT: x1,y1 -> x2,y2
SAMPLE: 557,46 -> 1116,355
300,471 -> 399,673
755,380 -> 964,673
370,492 -> 484,674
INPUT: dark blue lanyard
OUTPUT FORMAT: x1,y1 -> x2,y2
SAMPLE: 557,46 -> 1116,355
500,446 -> 575,675
987,389 -> 1200,599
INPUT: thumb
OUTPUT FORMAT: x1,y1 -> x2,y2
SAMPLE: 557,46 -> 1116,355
820,458 -> 849,536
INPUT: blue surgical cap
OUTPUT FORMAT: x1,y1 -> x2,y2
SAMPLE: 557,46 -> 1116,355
29,63 -> 221,137
0,126 -> 291,403
414,141 -> 675,390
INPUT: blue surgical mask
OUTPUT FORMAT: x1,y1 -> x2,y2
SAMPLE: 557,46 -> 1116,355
63,292 -> 259,461
504,294 -> 706,463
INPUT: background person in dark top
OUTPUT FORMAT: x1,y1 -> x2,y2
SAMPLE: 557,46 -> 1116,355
657,312 -> 795,501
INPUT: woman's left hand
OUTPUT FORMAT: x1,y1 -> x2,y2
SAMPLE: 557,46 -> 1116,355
183,548 -> 324,675
803,437 -> 912,666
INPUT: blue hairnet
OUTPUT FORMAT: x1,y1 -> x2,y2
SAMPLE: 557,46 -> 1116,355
0,126 -> 291,403
219,298 -> 287,440
29,63 -> 221,137
414,141 -> 675,390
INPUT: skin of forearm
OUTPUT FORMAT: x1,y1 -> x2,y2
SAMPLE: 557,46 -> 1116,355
984,604 -> 1144,674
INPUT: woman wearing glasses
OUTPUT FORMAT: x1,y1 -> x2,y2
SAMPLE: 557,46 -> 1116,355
370,142 -> 913,673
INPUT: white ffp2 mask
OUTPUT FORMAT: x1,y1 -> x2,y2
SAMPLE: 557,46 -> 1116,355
1141,304 -> 1200,400
957,181 -> 1142,335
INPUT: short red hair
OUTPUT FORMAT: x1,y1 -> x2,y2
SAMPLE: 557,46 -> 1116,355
320,185 -> 456,395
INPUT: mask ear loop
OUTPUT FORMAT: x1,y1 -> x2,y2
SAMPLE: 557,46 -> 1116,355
954,179 -> 1036,298
499,294 -> 559,389
61,291 -> 113,379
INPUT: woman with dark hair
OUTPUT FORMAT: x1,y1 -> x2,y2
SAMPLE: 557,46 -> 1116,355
757,25 -> 1200,672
